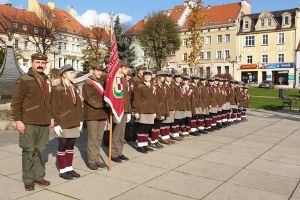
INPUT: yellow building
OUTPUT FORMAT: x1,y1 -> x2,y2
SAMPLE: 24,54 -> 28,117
237,8 -> 300,88
170,1 -> 251,77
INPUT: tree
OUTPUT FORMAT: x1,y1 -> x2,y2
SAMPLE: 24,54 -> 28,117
186,0 -> 206,70
138,13 -> 181,70
81,24 -> 108,70
105,16 -> 135,65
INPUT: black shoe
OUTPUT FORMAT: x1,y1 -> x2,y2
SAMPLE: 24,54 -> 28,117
201,130 -> 208,134
137,147 -> 148,153
59,172 -> 73,180
24,182 -> 34,191
170,136 -> 183,141
149,142 -> 159,148
119,155 -> 129,161
88,163 -> 99,170
155,142 -> 164,148
97,162 -> 106,168
212,126 -> 219,130
206,128 -> 214,132
144,145 -> 154,152
66,170 -> 80,178
190,131 -> 200,136
112,156 -> 122,163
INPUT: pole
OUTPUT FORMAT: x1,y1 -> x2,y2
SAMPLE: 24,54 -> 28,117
107,12 -> 115,171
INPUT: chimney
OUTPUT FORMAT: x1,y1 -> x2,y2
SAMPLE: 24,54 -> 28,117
69,5 -> 76,17
47,1 -> 55,10
4,3 -> 12,7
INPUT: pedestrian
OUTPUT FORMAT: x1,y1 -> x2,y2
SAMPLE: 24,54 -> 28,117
134,69 -> 156,153
111,62 -> 130,163
11,53 -> 53,191
82,62 -> 109,170
51,64 -> 82,180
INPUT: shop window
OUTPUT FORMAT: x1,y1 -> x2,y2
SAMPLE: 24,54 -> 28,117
273,71 -> 288,85
241,71 -> 258,84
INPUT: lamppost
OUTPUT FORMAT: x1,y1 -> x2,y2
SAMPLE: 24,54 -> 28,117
228,55 -> 241,80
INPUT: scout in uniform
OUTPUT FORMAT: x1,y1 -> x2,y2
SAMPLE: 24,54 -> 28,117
132,65 -> 146,91
240,85 -> 250,120
161,71 -> 176,144
134,70 -> 156,153
235,82 -> 245,122
52,64 -> 82,179
228,80 -> 238,124
150,71 -> 168,148
82,62 -> 109,170
223,79 -> 232,126
189,75 -> 201,136
208,77 -> 219,130
200,77 -> 211,132
124,69 -> 135,141
214,77 -> 224,128
182,75 -> 192,138
11,53 -> 53,191
111,62 -> 130,163
170,71 -> 184,141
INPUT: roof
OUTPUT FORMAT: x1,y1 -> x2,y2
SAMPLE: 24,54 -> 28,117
86,27 -> 109,41
126,4 -> 187,36
183,2 -> 241,29
239,8 -> 298,33
0,4 -> 42,34
39,3 -> 86,36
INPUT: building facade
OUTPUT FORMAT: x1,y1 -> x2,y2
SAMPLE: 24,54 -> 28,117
237,8 -> 300,88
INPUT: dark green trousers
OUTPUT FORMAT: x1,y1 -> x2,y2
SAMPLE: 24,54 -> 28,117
19,125 -> 49,183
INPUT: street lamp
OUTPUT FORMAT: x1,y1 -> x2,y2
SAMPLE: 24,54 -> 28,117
228,55 -> 241,80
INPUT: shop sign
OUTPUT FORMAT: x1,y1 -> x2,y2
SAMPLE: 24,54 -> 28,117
265,63 -> 294,69
288,74 -> 294,81
240,64 -> 258,69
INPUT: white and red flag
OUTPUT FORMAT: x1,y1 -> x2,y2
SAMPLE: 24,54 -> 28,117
104,32 -> 124,123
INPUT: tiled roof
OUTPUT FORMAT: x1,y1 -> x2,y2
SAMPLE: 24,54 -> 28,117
183,2 -> 241,29
86,27 -> 109,41
0,4 -> 42,34
126,4 -> 187,36
39,4 -> 86,36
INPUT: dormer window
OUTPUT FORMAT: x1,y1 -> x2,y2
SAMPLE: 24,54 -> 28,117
284,16 -> 289,25
260,19 -> 265,27
244,21 -> 249,29
267,18 -> 272,26
282,13 -> 291,27
13,22 -> 18,29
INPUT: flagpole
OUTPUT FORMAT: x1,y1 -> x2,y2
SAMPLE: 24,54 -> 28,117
108,12 -> 115,171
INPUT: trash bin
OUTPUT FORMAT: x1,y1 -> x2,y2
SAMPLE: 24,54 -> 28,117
279,88 -> 285,99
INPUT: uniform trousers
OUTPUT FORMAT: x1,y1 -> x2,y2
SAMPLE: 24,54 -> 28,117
19,125 -> 49,183
57,138 -> 76,173
150,120 -> 162,143
86,120 -> 106,165
112,115 -> 126,158
160,123 -> 171,140
136,123 -> 152,147
171,118 -> 185,137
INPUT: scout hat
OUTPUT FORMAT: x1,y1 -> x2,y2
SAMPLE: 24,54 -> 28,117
191,74 -> 200,79
143,69 -> 152,75
136,64 -> 147,71
182,74 -> 190,80
173,70 -> 181,77
157,71 -> 168,76
31,52 -> 48,61
208,77 -> 215,82
59,64 -> 75,75
91,61 -> 106,71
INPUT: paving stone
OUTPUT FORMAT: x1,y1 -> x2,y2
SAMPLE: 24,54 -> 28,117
113,186 -> 194,200
0,175 -> 42,199
18,190 -> 75,200
146,171 -> 221,199
0,156 -> 22,175
243,134 -> 282,144
260,148 -> 300,166
229,169 -> 298,196
0,149 -> 20,160
0,143 -> 21,155
97,161 -> 168,184
230,139 -> 273,150
216,144 -> 265,158
158,144 -> 210,159
203,183 -> 289,200
293,185 -> 300,198
132,151 -> 191,170
198,134 -> 237,144
49,173 -> 137,200
175,159 -> 240,181
178,139 -> 224,151
199,151 -> 254,167
246,159 -> 300,179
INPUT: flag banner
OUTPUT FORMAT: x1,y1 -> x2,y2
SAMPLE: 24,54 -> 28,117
104,32 -> 124,124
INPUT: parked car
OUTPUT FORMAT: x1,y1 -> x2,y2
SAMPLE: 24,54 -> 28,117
258,80 -> 273,88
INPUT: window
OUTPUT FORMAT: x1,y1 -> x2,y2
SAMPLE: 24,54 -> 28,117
72,44 -> 75,52
284,16 -> 289,25
267,18 -> 272,26
206,51 -> 211,60
245,36 -> 255,46
72,59 -> 75,67
225,34 -> 230,42
200,67 -> 204,75
64,58 -> 67,65
225,66 -> 229,74
244,21 -> 249,29
14,39 -> 18,48
183,39 -> 188,47
206,67 -> 210,78
64,43 -> 67,51
58,42 -> 62,50
24,40 -> 28,50
77,60 -> 79,68
200,52 -> 204,60
12,23 -> 18,29
278,54 -> 284,63
247,55 -> 253,64
59,58 -> 62,68
217,66 -> 221,75
278,33 -> 285,44
262,54 -> 268,63
217,35 -> 222,43
260,19 -> 265,27
216,50 -> 222,59
77,45 -> 80,53
262,34 -> 268,45
224,50 -> 230,59
183,53 -> 188,62
206,36 -> 211,45
34,27 -> 38,34
200,37 -> 204,44
23,25 -> 27,31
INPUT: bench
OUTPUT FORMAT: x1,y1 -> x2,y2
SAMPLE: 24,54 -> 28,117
281,97 -> 293,111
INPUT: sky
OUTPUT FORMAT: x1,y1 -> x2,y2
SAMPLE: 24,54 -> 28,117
1,0 -> 300,27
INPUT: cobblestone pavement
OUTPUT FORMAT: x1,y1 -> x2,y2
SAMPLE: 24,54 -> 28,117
0,109 -> 300,200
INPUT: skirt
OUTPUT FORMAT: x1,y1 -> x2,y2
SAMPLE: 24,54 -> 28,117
185,111 -> 192,118
139,113 -> 155,124
162,111 -> 175,123
174,110 -> 185,119
60,126 -> 80,138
